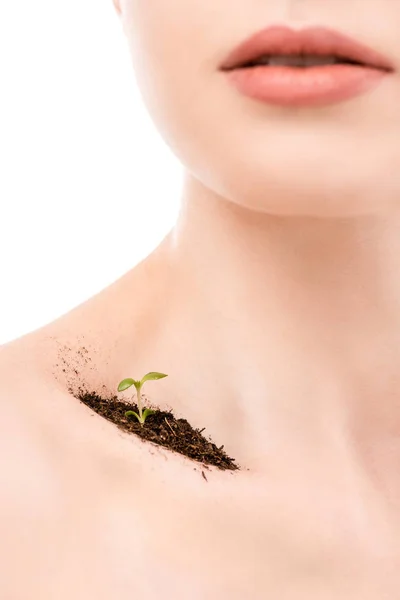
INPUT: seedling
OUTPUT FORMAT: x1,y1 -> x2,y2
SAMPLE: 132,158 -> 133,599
117,371 -> 168,426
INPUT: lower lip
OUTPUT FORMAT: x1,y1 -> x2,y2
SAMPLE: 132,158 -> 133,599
222,64 -> 389,107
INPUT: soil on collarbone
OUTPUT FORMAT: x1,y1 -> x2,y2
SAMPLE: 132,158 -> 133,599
52,339 -> 240,473
76,388 -> 240,472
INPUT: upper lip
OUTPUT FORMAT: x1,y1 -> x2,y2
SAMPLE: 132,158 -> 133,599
219,25 -> 395,72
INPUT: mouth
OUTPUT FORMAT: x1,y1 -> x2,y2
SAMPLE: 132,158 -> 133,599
219,25 -> 396,73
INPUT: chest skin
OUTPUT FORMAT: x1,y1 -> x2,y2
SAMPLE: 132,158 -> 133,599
1,381 -> 400,600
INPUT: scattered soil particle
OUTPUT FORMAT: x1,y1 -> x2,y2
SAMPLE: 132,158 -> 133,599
55,339 -> 240,473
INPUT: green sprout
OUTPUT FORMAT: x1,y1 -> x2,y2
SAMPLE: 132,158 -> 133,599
117,371 -> 168,426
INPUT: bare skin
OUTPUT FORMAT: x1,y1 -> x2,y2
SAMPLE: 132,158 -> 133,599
2,186 -> 400,598
2,0 -> 400,597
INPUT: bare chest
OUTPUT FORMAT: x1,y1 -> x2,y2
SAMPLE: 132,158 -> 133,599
2,445 -> 400,600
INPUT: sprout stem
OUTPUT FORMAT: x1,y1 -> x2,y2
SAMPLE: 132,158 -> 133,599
137,385 -> 143,420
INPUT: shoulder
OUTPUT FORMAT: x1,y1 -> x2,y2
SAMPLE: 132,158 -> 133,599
0,335 -> 102,510
0,332 -> 57,399
0,334 -> 58,444
0,336 -> 41,399
0,332 -> 78,472
0,337 -> 60,511
0,329 -> 148,479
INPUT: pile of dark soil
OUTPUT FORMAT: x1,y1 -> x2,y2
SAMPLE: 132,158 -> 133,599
76,388 -> 240,472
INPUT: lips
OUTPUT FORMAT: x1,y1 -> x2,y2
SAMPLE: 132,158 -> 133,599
219,25 -> 395,72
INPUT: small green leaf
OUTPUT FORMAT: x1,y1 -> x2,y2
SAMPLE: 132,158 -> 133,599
142,408 -> 155,420
118,378 -> 136,392
125,410 -> 140,422
140,372 -> 168,385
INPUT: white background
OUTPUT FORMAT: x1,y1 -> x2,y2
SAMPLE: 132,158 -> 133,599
0,0 -> 182,344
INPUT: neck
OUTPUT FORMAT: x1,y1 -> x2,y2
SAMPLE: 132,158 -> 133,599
146,173 -> 400,480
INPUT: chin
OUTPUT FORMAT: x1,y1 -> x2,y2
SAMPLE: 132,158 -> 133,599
186,127 -> 399,217
200,157 -> 398,218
